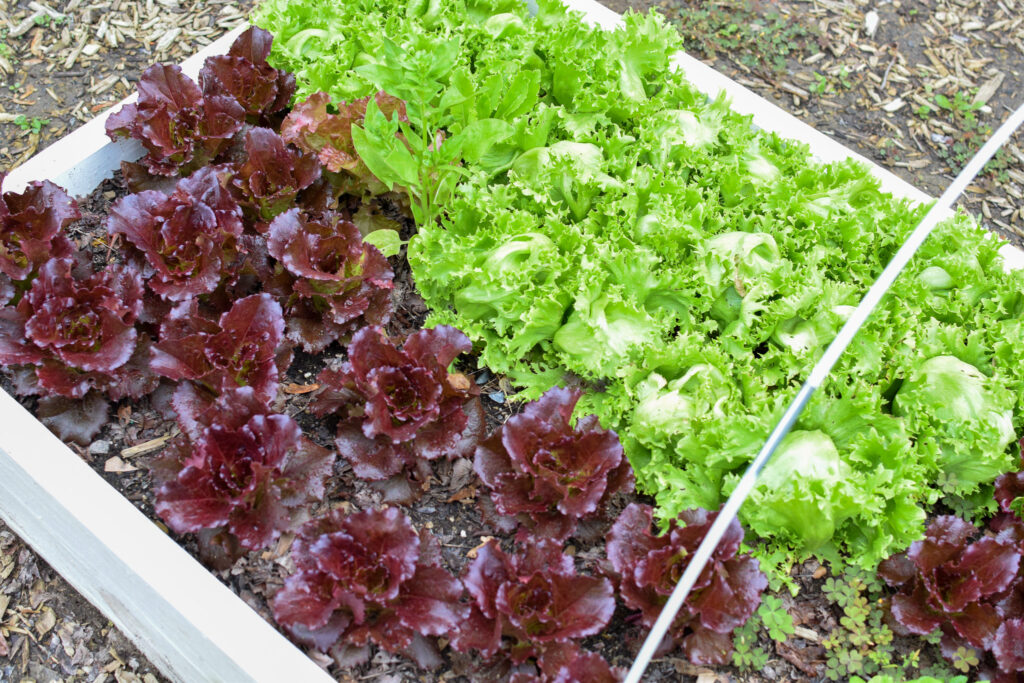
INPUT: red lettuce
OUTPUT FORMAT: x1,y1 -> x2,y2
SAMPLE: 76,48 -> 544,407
266,208 -> 393,352
995,445 -> 1024,518
199,27 -> 295,122
0,175 -> 78,302
879,515 -> 1024,679
311,325 -> 483,484
475,386 -> 634,542
229,128 -> 321,225
152,384 -> 333,558
606,503 -> 767,666
280,91 -> 407,194
107,165 -> 244,302
452,538 -> 615,666
150,293 -> 289,405
0,256 -> 155,401
509,643 -> 624,683
106,63 -> 244,176
271,507 -> 465,667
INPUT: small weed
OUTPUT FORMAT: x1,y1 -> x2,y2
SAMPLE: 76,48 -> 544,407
33,13 -> 51,27
0,43 -> 10,57
838,66 -> 853,89
757,595 -> 795,642
12,115 -> 49,134
820,567 -> 957,682
930,89 -> 1012,177
7,82 -> 21,92
731,614 -> 771,671
809,72 -> 832,96
668,0 -> 816,76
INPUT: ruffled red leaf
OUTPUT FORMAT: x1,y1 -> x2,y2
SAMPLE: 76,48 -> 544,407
890,583 -> 944,635
454,539 -> 614,664
537,642 -> 623,683
36,392 -> 109,446
606,503 -> 766,660
312,325 -> 481,485
0,178 -> 78,284
266,209 -> 393,352
151,293 -> 286,404
995,447 -> 1024,517
1,257 -> 153,400
882,513 -> 1024,670
199,27 -> 295,120
682,626 -> 734,667
993,619 -> 1024,674
272,508 -> 465,663
107,165 -> 243,301
229,127 -> 321,223
475,386 -> 633,542
152,386 -> 333,553
106,64 -> 244,176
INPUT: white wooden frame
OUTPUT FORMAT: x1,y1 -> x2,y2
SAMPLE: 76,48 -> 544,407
1,3 -> 1021,682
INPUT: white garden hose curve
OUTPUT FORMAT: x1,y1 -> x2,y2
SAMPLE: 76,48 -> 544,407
624,101 -> 1024,683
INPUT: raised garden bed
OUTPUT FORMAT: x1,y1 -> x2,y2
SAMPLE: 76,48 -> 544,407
2,1 -> 1024,683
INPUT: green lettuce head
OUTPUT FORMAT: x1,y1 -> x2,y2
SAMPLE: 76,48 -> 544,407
893,354 -> 1017,494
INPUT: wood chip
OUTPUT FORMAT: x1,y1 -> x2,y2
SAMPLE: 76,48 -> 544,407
8,12 -> 45,38
973,71 -> 1006,105
155,27 -> 181,52
88,74 -> 119,94
103,456 -> 137,473
27,1 -> 65,20
282,383 -> 319,395
120,434 -> 174,458
883,98 -> 907,112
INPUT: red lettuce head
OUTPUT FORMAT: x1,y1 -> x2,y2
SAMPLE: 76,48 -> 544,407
150,293 -> 289,405
106,63 -> 245,176
509,642 -> 624,683
0,256 -> 154,400
995,445 -> 1024,519
199,27 -> 296,122
475,386 -> 634,542
312,325 -> 484,483
107,165 -> 244,302
153,385 -> 334,555
452,538 -> 615,664
879,514 -> 1022,675
266,208 -> 393,352
0,176 -> 77,295
229,127 -> 321,224
606,504 -> 767,666
271,507 -> 465,667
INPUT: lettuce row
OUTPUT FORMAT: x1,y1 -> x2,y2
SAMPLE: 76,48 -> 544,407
255,0 -> 1024,569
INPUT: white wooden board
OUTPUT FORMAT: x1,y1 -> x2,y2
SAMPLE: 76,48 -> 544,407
1,2 -> 1022,683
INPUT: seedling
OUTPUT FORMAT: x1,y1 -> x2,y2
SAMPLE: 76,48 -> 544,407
12,115 -> 48,134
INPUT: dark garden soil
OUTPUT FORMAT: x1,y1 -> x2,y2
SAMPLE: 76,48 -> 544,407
2,0 -> 1023,682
